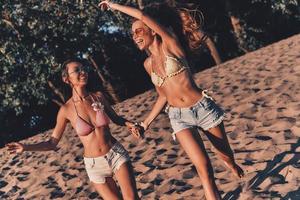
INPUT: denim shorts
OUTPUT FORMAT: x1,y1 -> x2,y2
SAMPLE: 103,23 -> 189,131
83,142 -> 130,184
168,96 -> 225,140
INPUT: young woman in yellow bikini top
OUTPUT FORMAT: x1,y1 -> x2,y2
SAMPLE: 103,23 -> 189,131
151,48 -> 189,87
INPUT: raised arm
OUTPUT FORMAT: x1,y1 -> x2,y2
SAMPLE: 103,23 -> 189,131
98,92 -> 140,138
6,106 -> 68,153
99,1 -> 180,48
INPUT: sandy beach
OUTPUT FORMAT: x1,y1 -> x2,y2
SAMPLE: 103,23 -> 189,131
1,34 -> 299,200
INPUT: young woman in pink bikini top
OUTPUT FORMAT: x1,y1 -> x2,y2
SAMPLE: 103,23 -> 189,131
73,92 -> 110,136
7,59 -> 141,199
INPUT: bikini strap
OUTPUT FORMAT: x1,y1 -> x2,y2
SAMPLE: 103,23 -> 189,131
150,56 -> 154,74
72,97 -> 95,127
98,95 -> 103,105
161,46 -> 167,58
72,99 -> 80,116
90,93 -> 96,103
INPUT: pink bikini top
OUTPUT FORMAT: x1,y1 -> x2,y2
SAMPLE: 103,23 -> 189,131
73,94 -> 110,136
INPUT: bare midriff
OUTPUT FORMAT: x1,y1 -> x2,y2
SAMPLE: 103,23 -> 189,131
161,71 -> 203,107
79,126 -> 116,158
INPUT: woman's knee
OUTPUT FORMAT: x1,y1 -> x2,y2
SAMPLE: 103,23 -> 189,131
93,180 -> 120,200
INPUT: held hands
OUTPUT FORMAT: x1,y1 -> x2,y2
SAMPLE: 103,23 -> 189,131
6,142 -> 25,154
125,122 -> 145,139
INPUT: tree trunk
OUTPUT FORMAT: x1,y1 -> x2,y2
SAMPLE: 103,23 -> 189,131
47,80 -> 65,105
51,99 -> 64,107
229,15 -> 249,53
2,10 -> 21,40
224,0 -> 250,53
0,47 -> 15,64
88,55 -> 121,104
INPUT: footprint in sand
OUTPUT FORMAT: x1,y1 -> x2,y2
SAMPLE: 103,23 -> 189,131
62,172 -> 77,180
16,172 -> 30,182
88,192 -> 99,199
74,155 -> 83,163
154,138 -> 164,145
0,180 -> 8,189
75,186 -> 83,194
156,149 -> 167,156
182,167 -> 197,179
141,185 -> 154,196
142,160 -> 156,171
254,135 -> 272,141
170,179 -> 187,187
150,174 -> 164,186
50,188 -> 65,199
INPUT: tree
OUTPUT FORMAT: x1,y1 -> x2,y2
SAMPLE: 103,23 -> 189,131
224,0 -> 300,53
0,0 -> 132,115
0,0 -> 144,141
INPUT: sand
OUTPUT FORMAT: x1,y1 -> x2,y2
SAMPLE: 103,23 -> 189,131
1,34 -> 300,199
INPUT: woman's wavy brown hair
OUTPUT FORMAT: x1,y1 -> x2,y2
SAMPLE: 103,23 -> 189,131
178,7 -> 207,51
61,58 -> 83,83
140,2 -> 206,54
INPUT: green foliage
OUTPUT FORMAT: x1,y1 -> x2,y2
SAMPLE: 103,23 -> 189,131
0,0 -> 128,116
225,0 -> 300,51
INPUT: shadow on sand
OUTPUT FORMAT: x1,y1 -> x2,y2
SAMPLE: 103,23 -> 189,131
223,139 -> 300,200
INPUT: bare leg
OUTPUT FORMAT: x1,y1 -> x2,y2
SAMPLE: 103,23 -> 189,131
204,122 -> 244,178
176,128 -> 221,200
115,161 -> 140,200
92,177 -> 121,200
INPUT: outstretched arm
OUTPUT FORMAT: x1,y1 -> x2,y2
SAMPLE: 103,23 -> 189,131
141,89 -> 167,130
6,106 -> 68,153
99,92 -> 141,138
140,59 -> 167,130
99,92 -> 130,126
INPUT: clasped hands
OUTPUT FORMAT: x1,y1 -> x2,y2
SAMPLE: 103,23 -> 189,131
126,122 -> 146,139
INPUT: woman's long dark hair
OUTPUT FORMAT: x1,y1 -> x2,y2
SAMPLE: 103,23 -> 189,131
61,58 -> 90,101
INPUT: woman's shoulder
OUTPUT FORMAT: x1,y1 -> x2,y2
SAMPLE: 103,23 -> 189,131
143,57 -> 152,74
61,99 -> 73,111
56,102 -> 70,120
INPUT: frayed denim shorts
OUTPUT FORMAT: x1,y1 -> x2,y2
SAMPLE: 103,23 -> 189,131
83,142 -> 130,184
168,96 -> 225,140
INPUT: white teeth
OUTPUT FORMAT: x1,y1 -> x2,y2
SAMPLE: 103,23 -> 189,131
136,39 -> 143,45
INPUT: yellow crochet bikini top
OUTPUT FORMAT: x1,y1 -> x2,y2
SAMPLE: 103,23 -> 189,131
151,48 -> 188,87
